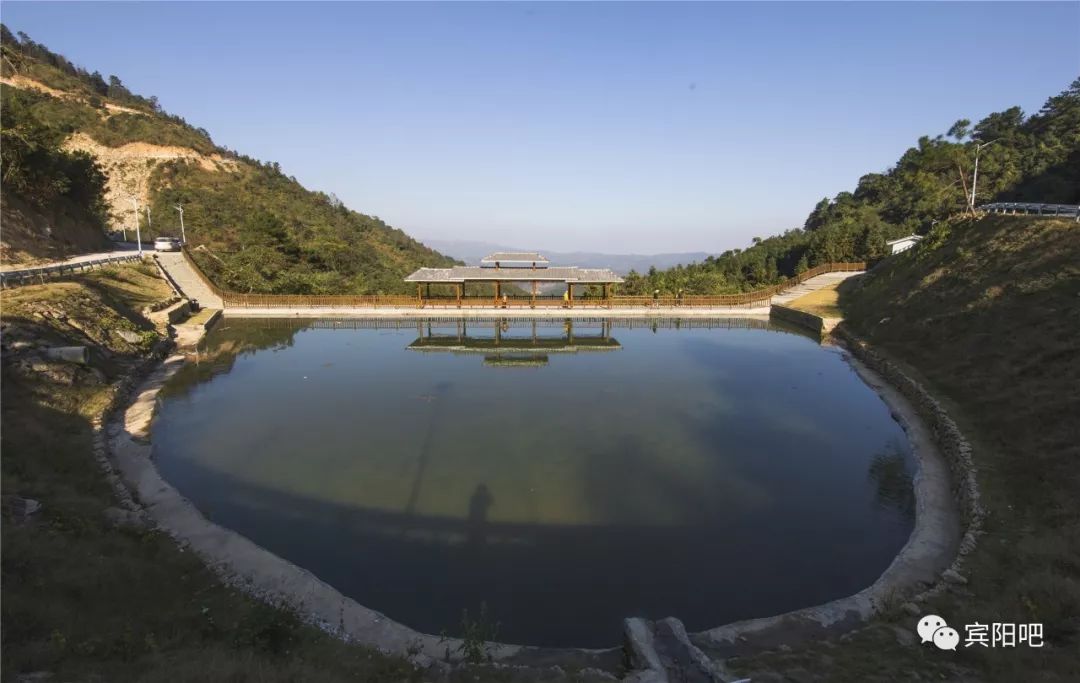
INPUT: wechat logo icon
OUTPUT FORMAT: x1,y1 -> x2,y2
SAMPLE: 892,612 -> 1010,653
917,615 -> 958,651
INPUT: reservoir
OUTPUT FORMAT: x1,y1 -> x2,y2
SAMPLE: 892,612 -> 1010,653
153,318 -> 915,648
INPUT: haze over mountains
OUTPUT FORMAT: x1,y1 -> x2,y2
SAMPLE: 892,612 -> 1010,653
422,238 -> 710,275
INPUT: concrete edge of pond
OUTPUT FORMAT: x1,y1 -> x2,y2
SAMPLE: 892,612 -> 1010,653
100,319 -> 980,680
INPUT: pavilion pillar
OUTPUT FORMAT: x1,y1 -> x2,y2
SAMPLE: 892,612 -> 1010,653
495,281 -> 501,307
457,283 -> 463,308
417,284 -> 423,308
567,283 -> 574,308
531,281 -> 537,308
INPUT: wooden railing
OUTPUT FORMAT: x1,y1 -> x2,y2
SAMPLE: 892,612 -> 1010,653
224,293 -> 422,308
178,249 -> 864,309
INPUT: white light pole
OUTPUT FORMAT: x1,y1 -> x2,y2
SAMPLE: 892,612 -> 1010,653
130,197 -> 143,256
970,138 -> 999,211
175,204 -> 186,244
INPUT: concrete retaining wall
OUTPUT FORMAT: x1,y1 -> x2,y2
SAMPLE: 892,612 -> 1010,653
768,304 -> 841,339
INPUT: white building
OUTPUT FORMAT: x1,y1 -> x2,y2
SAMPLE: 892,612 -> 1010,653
886,234 -> 924,255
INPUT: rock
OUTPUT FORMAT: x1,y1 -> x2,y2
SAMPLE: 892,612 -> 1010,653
622,617 -> 725,683
27,361 -> 77,385
902,602 -> 921,617
116,330 -> 142,343
577,667 -> 619,681
942,569 -> 968,585
103,506 -> 150,529
890,624 -> 916,646
624,618 -> 664,674
783,667 -> 816,683
6,496 -> 43,524
43,346 -> 89,364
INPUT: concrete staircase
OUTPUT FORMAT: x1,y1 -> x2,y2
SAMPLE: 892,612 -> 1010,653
154,252 -> 223,309
771,271 -> 862,305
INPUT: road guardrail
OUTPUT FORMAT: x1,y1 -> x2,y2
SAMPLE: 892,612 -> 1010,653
0,253 -> 144,288
979,202 -> 1079,220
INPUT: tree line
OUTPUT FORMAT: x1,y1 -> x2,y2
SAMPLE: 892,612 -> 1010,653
621,78 -> 1080,296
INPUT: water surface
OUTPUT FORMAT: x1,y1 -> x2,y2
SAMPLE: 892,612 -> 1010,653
154,318 -> 915,648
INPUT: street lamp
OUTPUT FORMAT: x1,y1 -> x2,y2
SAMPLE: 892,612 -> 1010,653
129,196 -> 142,256
970,138 -> 999,211
175,204 -> 186,244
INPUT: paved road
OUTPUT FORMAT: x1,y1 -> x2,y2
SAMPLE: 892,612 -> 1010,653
771,271 -> 863,305
0,242 -> 140,273
154,252 -> 223,309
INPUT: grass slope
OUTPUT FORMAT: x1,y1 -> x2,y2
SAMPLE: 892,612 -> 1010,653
730,213 -> 1080,681
0,265 -> 424,681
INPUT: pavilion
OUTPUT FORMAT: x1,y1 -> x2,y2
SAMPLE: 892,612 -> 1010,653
404,252 -> 624,307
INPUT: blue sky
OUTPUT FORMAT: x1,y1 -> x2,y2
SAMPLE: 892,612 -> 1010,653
3,2 -> 1077,253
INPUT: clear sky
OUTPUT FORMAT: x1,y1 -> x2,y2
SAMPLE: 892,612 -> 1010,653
3,2 -> 1077,253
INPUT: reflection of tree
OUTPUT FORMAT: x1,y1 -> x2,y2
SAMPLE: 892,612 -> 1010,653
160,320 -> 306,399
868,439 -> 915,520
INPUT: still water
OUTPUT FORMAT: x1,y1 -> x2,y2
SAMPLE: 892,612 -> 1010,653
154,317 -> 915,648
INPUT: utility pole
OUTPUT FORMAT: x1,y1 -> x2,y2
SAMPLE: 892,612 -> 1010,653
175,204 -> 186,244
130,197 -> 142,256
970,138 -> 999,211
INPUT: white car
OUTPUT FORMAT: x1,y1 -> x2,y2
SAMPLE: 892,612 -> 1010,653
154,236 -> 182,252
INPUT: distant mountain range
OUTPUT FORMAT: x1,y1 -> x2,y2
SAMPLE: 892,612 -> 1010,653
421,239 -> 711,275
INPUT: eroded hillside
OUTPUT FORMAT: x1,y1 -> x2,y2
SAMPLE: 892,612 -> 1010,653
1,28 -> 455,292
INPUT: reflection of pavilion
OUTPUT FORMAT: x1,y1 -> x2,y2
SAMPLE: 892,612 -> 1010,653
407,319 -> 620,367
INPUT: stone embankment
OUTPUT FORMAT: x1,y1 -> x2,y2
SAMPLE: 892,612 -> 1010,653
833,326 -> 984,596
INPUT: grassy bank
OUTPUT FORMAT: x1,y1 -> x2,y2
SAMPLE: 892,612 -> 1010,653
730,214 -> 1080,681
784,283 -> 842,319
0,264 -> 426,681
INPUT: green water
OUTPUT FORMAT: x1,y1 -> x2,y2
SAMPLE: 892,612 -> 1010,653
154,317 -> 915,648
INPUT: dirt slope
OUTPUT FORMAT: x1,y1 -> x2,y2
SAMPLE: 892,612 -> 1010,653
62,132 -> 237,230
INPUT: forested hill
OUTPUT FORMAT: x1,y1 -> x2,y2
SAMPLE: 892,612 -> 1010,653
0,26 -> 456,293
620,78 -> 1080,296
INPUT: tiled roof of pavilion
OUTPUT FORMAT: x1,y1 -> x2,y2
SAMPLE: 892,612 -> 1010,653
480,252 -> 549,265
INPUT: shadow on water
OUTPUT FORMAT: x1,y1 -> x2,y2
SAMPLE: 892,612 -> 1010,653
467,483 -> 494,548
402,381 -> 454,527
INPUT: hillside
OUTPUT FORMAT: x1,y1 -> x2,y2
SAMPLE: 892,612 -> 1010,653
0,26 -> 456,293
728,213 -> 1080,681
844,214 -> 1078,679
622,78 -> 1080,296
